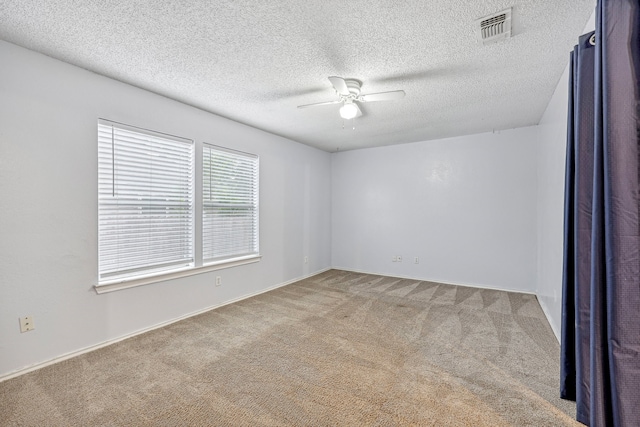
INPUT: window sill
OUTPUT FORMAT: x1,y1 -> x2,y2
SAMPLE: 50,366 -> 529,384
94,254 -> 262,294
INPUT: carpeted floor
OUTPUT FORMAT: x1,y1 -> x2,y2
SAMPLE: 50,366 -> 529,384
0,270 -> 578,426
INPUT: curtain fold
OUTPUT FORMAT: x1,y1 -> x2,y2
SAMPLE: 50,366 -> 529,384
561,1 -> 640,426
560,49 -> 576,402
561,31 -> 597,424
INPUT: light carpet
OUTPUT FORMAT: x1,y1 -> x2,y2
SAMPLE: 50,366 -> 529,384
0,270 -> 578,426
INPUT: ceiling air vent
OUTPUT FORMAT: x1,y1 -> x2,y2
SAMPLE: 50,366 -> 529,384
477,8 -> 512,44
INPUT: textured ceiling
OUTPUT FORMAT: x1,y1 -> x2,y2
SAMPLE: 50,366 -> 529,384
0,0 -> 594,152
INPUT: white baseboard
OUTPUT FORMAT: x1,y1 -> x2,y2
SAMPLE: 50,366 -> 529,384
334,267 -> 562,344
3,266 -> 555,383
0,267 -> 331,383
537,297 -> 561,343
332,266 -> 536,295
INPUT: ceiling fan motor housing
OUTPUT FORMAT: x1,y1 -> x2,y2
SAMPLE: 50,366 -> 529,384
343,79 -> 361,98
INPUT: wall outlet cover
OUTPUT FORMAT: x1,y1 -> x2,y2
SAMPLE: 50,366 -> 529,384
19,316 -> 35,333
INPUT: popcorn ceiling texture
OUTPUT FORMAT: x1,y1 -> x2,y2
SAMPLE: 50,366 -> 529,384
0,0 -> 594,151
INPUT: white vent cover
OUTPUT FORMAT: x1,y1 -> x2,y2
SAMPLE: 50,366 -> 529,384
477,8 -> 512,44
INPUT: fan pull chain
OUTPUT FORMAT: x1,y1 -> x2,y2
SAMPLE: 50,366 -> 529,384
341,119 -> 356,130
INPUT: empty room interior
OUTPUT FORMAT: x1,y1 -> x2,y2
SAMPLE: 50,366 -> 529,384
4,0 -> 636,425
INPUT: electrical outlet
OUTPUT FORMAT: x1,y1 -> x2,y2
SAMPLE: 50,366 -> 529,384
392,256 -> 397,262
304,256 -> 308,264
414,257 -> 419,264
215,276 -> 222,287
19,316 -> 34,333
397,256 -> 402,262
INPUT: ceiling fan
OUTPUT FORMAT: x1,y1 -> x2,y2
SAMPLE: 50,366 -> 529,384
297,76 -> 405,120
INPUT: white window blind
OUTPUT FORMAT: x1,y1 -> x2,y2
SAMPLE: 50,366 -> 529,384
203,144 -> 259,263
98,120 -> 194,282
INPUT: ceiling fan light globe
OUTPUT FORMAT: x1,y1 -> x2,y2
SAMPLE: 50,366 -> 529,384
340,103 -> 359,119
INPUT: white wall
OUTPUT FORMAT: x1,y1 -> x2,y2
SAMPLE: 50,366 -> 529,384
0,40 -> 331,378
331,127 -> 539,293
0,6 -> 597,377
536,11 -> 596,340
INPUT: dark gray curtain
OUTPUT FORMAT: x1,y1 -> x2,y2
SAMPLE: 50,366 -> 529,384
561,31 -> 596,422
561,1 -> 640,426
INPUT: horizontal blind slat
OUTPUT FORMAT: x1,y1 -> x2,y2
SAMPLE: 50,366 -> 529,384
98,121 -> 194,282
203,144 -> 259,263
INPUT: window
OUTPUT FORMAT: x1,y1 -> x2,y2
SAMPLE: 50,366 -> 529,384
98,120 -> 194,283
203,144 -> 259,263
96,121 -> 260,292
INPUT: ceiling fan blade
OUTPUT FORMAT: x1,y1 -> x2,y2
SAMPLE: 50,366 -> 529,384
328,76 -> 350,96
297,100 -> 342,109
355,102 -> 363,118
359,90 -> 406,102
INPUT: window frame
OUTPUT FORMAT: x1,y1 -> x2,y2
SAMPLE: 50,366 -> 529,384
94,120 -> 261,294
202,143 -> 260,266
